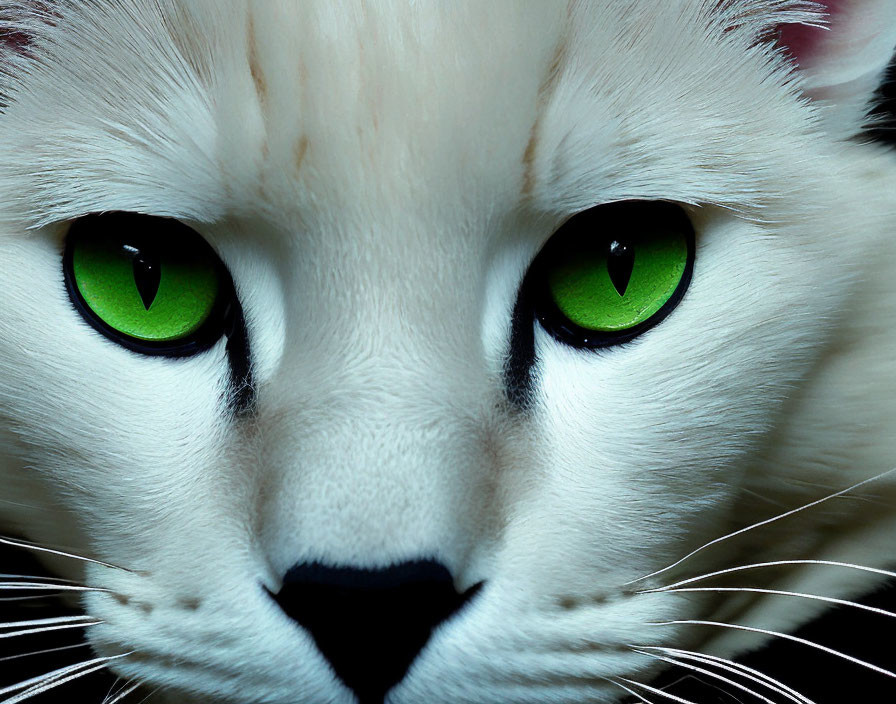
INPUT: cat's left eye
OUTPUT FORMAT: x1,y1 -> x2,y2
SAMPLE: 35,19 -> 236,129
63,212 -> 237,356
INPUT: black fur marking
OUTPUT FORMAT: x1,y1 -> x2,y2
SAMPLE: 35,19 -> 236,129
224,300 -> 255,416
504,279 -> 538,409
868,54 -> 896,148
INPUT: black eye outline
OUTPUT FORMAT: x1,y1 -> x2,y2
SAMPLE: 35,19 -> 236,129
525,200 -> 695,350
62,212 -> 240,358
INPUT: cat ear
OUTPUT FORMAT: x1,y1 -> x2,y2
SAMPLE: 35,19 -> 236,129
777,1 -> 896,135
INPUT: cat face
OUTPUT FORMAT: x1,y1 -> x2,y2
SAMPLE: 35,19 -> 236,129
0,1 -> 895,703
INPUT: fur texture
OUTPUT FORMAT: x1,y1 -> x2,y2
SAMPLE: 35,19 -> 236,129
0,1 -> 895,702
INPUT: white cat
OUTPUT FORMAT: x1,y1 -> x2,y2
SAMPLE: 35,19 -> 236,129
0,1 -> 895,702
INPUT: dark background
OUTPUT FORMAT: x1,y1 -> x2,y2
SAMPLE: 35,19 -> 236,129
1,58 -> 895,704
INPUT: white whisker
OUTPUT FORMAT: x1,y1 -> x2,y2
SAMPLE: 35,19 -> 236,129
103,681 -> 142,704
0,582 -> 112,593
102,676 -> 124,704
618,677 -> 702,703
0,620 -> 102,640
0,641 -> 91,663
652,620 -> 896,679
0,499 -> 42,511
0,535 -> 132,572
0,593 -> 71,602
0,663 -> 89,697
133,686 -> 162,704
607,679 -> 653,704
642,559 -> 896,592
638,647 -> 815,704
0,574 -> 84,585
739,488 -> 789,509
606,678 -> 657,703
626,467 -> 896,586
657,586 -> 896,619
0,615 -> 96,629
633,648 -> 777,704
0,653 -> 131,704
0,653 -> 128,697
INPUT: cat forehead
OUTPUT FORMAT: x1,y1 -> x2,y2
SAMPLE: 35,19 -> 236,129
0,0 -> 815,232
216,0 -> 814,224
225,1 -> 567,226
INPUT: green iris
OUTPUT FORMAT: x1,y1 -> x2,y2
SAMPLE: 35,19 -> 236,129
545,214 -> 690,334
69,222 -> 221,343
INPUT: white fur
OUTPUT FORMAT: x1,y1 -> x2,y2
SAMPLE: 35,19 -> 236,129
0,1 -> 894,702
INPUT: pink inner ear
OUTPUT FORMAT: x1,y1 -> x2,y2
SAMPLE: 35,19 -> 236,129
777,0 -> 846,66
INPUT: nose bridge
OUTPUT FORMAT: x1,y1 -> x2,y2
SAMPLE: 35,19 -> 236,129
253,216 -> 500,557
256,317 -> 498,570
271,314 -> 488,427
273,216 -> 491,414
268,342 -> 486,479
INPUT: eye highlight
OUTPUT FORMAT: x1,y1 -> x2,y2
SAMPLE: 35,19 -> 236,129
63,212 -> 236,356
529,201 -> 694,348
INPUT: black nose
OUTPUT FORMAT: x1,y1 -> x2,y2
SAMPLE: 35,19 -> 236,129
268,559 -> 483,703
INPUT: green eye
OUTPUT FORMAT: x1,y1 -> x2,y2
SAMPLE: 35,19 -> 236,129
531,201 -> 694,348
64,213 -> 234,355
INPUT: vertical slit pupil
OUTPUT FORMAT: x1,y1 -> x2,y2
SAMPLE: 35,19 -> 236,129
129,246 -> 162,310
607,238 -> 635,297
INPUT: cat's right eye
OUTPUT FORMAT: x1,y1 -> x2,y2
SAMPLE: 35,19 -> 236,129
525,200 -> 695,349
63,212 -> 238,356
